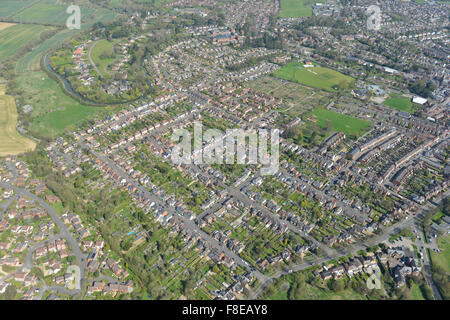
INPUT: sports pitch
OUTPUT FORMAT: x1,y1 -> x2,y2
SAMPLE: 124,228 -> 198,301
274,62 -> 354,92
278,0 -> 322,17
305,107 -> 371,138
383,94 -> 413,113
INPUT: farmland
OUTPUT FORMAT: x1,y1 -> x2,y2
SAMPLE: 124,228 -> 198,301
0,22 -> 16,31
274,62 -> 354,92
0,24 -> 53,61
0,0 -> 36,18
383,94 -> 414,113
278,0 -> 323,17
0,83 -> 36,156
9,0 -> 109,26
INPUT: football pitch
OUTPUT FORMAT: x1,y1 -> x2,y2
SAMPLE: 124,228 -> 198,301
274,62 -> 354,92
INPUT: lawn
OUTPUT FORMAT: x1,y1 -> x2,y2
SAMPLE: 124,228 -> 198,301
16,71 -> 110,138
305,108 -> 371,138
383,94 -> 413,113
274,62 -> 354,92
0,86 -> 36,156
278,0 -> 323,17
0,24 -> 52,61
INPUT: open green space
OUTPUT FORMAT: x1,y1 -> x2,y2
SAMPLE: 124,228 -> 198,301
10,0 -> 114,26
91,39 -> 117,77
274,62 -> 354,92
0,24 -> 52,61
278,0 -> 323,18
383,94 -> 413,113
431,234 -> 450,274
305,107 -> 371,138
16,71 -> 110,137
430,234 -> 450,299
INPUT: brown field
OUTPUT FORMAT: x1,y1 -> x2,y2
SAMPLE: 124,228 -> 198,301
0,85 -> 36,156
0,22 -> 16,31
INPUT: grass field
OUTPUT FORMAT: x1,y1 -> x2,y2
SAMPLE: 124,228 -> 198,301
0,83 -> 36,156
274,62 -> 354,92
266,277 -> 367,300
16,71 -> 110,137
305,108 -> 371,138
431,234 -> 450,274
0,24 -> 52,61
11,0 -> 69,25
278,0 -> 323,18
0,0 -> 36,18
10,0 -> 107,26
91,39 -> 117,77
383,94 -> 413,113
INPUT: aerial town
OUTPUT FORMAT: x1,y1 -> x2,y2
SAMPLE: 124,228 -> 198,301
0,0 -> 448,303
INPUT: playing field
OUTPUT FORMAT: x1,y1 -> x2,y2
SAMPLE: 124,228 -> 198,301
278,0 -> 323,17
383,94 -> 413,112
274,62 -> 354,92
0,24 -> 53,61
0,84 -> 36,156
305,108 -> 371,138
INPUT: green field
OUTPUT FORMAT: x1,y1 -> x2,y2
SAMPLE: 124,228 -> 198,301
0,24 -> 52,61
279,0 -> 323,18
431,234 -> 450,274
10,0 -> 103,26
274,62 -> 354,92
0,0 -> 36,18
16,71 -> 110,137
383,94 -> 413,113
305,108 -> 371,138
430,234 -> 450,299
91,39 -> 117,77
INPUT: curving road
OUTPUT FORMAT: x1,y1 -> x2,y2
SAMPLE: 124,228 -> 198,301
0,182 -> 86,295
